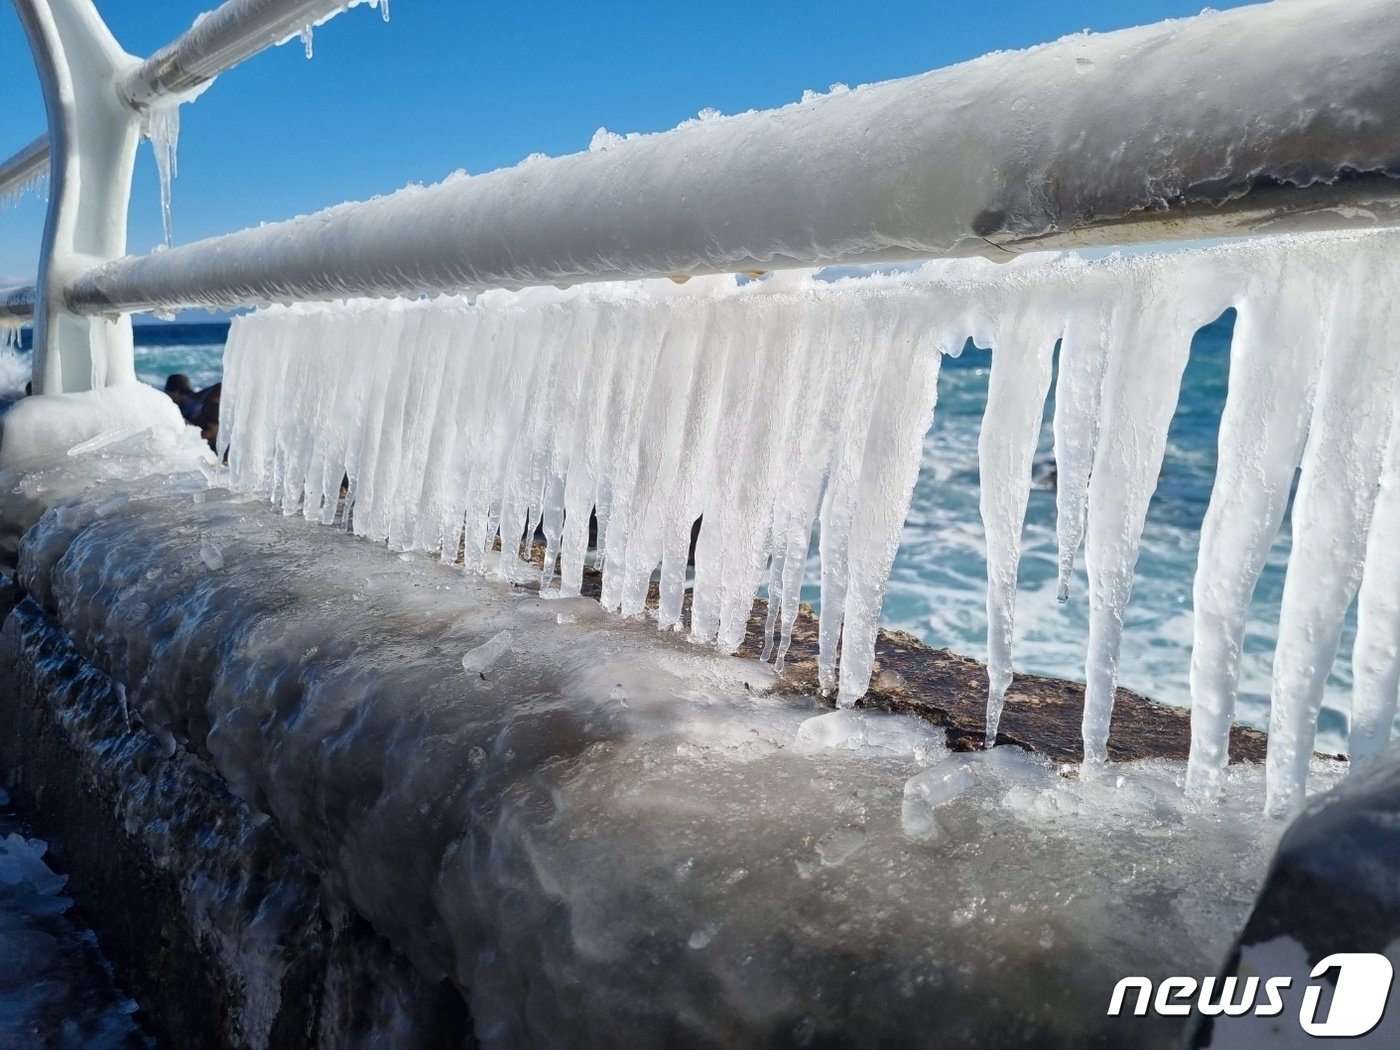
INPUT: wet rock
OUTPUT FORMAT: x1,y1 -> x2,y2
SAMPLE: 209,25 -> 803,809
1189,753 -> 1400,1047
561,546 -> 1272,766
163,373 -> 221,451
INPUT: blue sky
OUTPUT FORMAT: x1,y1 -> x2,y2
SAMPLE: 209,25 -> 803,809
0,0 -> 1251,286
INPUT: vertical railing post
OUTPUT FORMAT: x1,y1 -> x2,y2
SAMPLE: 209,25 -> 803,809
13,0 -> 141,395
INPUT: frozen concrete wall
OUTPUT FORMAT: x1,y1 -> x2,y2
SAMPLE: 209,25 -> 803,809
0,448 -> 1326,1047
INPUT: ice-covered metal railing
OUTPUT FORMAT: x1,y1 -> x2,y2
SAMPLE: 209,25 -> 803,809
64,0 -> 1400,316
0,134 -> 47,201
0,285 -> 35,324
0,136 -> 46,321
119,0 -> 384,109
1,0 -> 381,393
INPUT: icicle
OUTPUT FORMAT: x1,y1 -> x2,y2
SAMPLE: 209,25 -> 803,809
147,100 -> 181,247
1349,396 -> 1400,769
1079,257 -> 1234,772
1265,244 -> 1400,818
1,171 -> 46,213
976,277 -> 1063,743
1051,262 -> 1113,604
814,308 -> 887,696
654,289 -> 725,629
300,25 -> 314,59
837,294 -> 943,706
1183,248 -> 1326,798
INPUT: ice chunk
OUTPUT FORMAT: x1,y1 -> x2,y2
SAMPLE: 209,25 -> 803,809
901,760 -> 976,840
461,630 -> 514,675
904,761 -> 977,808
793,708 -> 945,760
0,833 -> 68,897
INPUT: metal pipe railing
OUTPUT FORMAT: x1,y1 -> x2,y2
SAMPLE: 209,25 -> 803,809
2,0 -> 377,393
0,285 -> 36,323
119,0 -> 375,109
64,0 -> 1400,316
0,134 -> 49,200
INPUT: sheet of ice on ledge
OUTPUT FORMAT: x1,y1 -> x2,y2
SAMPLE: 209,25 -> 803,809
221,227 -> 1400,812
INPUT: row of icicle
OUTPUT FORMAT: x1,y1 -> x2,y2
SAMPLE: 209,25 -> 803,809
221,228 -> 1400,816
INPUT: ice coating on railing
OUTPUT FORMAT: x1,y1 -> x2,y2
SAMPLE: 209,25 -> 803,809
72,0 -> 1400,317
221,229 -> 1400,812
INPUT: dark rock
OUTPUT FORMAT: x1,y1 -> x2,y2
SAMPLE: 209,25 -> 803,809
1188,753 -> 1400,1045
163,374 -> 222,451
163,373 -> 195,399
542,539 -> 1271,766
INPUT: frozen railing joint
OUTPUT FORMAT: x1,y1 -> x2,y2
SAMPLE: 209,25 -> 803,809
0,0 -> 383,392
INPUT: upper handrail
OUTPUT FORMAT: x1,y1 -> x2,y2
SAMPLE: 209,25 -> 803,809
120,0 -> 378,108
65,0 -> 1400,316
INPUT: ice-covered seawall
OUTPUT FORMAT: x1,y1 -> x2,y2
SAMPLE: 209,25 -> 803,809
4,465 -> 1342,1048
221,229 -> 1400,816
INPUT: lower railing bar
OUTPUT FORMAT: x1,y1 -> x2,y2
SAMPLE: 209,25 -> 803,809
0,286 -> 37,323
0,136 -> 51,201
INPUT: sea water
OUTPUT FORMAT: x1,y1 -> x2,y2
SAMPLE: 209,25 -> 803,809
126,323 -> 226,390
0,324 -> 226,400
877,312 -> 1352,754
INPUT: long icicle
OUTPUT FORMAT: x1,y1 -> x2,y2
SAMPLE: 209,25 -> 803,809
1184,249 -> 1327,798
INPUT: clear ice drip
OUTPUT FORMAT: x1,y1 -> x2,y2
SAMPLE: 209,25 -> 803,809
221,229 -> 1400,809
147,100 -> 181,247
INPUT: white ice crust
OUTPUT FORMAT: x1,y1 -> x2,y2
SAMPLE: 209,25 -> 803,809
0,382 -> 197,470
